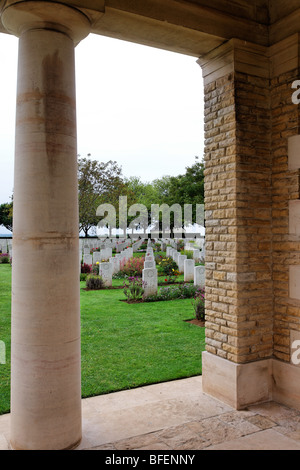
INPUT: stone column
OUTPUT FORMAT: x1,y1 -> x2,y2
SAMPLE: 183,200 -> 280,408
1,1 -> 90,450
198,39 -> 273,409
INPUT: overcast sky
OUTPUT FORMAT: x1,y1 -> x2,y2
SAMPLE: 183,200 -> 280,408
0,32 -> 204,207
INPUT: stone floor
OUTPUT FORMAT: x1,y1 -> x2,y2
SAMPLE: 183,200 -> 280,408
2,375 -> 300,450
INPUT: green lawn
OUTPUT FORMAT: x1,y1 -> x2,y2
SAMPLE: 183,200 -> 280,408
0,263 -> 205,415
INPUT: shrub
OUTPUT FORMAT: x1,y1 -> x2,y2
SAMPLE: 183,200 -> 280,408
192,287 -> 205,321
80,273 -> 88,282
123,276 -> 145,301
86,274 -> 104,290
144,283 -> 197,302
92,263 -> 99,275
156,257 -> 178,277
0,254 -> 9,264
181,250 -> 194,259
81,262 -> 92,274
180,283 -> 198,299
113,271 -> 127,280
120,256 -> 145,277
177,239 -> 184,251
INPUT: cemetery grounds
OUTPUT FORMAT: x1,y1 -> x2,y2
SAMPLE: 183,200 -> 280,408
0,248 -> 205,415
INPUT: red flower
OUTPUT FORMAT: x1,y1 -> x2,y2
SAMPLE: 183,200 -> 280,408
165,279 -> 168,282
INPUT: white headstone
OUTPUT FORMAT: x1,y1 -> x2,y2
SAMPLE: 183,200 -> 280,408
99,262 -> 113,287
142,268 -> 158,297
144,260 -> 155,269
193,249 -> 201,262
184,259 -> 195,282
194,266 -> 205,287
126,247 -> 133,258
83,254 -> 92,266
93,251 -> 102,264
100,247 -> 112,261
110,256 -> 120,274
178,254 -> 187,273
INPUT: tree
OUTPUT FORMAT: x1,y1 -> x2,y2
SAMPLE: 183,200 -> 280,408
0,202 -> 13,232
124,176 -> 160,234
158,162 -> 204,209
152,162 -> 205,236
78,156 -> 124,237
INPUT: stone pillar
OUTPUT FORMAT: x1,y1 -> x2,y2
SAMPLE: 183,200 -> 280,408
198,39 -> 273,409
1,1 -> 90,450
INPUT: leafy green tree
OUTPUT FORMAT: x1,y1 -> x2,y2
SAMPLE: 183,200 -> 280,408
124,176 -> 160,233
0,202 -> 13,232
152,162 -> 205,236
78,156 -> 124,237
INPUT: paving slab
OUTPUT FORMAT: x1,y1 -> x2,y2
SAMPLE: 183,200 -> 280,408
2,376 -> 300,450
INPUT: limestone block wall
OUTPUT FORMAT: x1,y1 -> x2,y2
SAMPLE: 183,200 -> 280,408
200,40 -> 273,364
270,36 -> 300,363
201,34 -> 300,368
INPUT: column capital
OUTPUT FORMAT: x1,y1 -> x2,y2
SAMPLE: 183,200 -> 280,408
1,0 -> 90,44
197,38 -> 269,85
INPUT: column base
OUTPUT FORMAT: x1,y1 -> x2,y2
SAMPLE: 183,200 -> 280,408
10,437 -> 82,451
202,351 -> 300,411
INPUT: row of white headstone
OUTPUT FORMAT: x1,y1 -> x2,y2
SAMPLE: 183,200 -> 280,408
141,241 -> 205,299
81,246 -> 134,266
79,238 -> 145,253
82,243 -> 205,292
80,246 -> 136,287
166,246 -> 205,288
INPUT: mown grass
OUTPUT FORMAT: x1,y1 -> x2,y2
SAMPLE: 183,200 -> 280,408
0,263 -> 205,415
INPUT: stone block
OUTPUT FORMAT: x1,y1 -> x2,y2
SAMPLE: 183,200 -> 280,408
289,200 -> 300,235
289,265 -> 300,300
288,134 -> 300,170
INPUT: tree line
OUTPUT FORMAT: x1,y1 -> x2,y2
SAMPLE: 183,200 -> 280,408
0,155 -> 204,236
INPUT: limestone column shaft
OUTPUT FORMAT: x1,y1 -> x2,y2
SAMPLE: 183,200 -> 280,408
1,2 -> 90,450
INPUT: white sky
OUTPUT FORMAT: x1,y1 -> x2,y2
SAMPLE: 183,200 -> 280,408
0,32 -> 204,206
